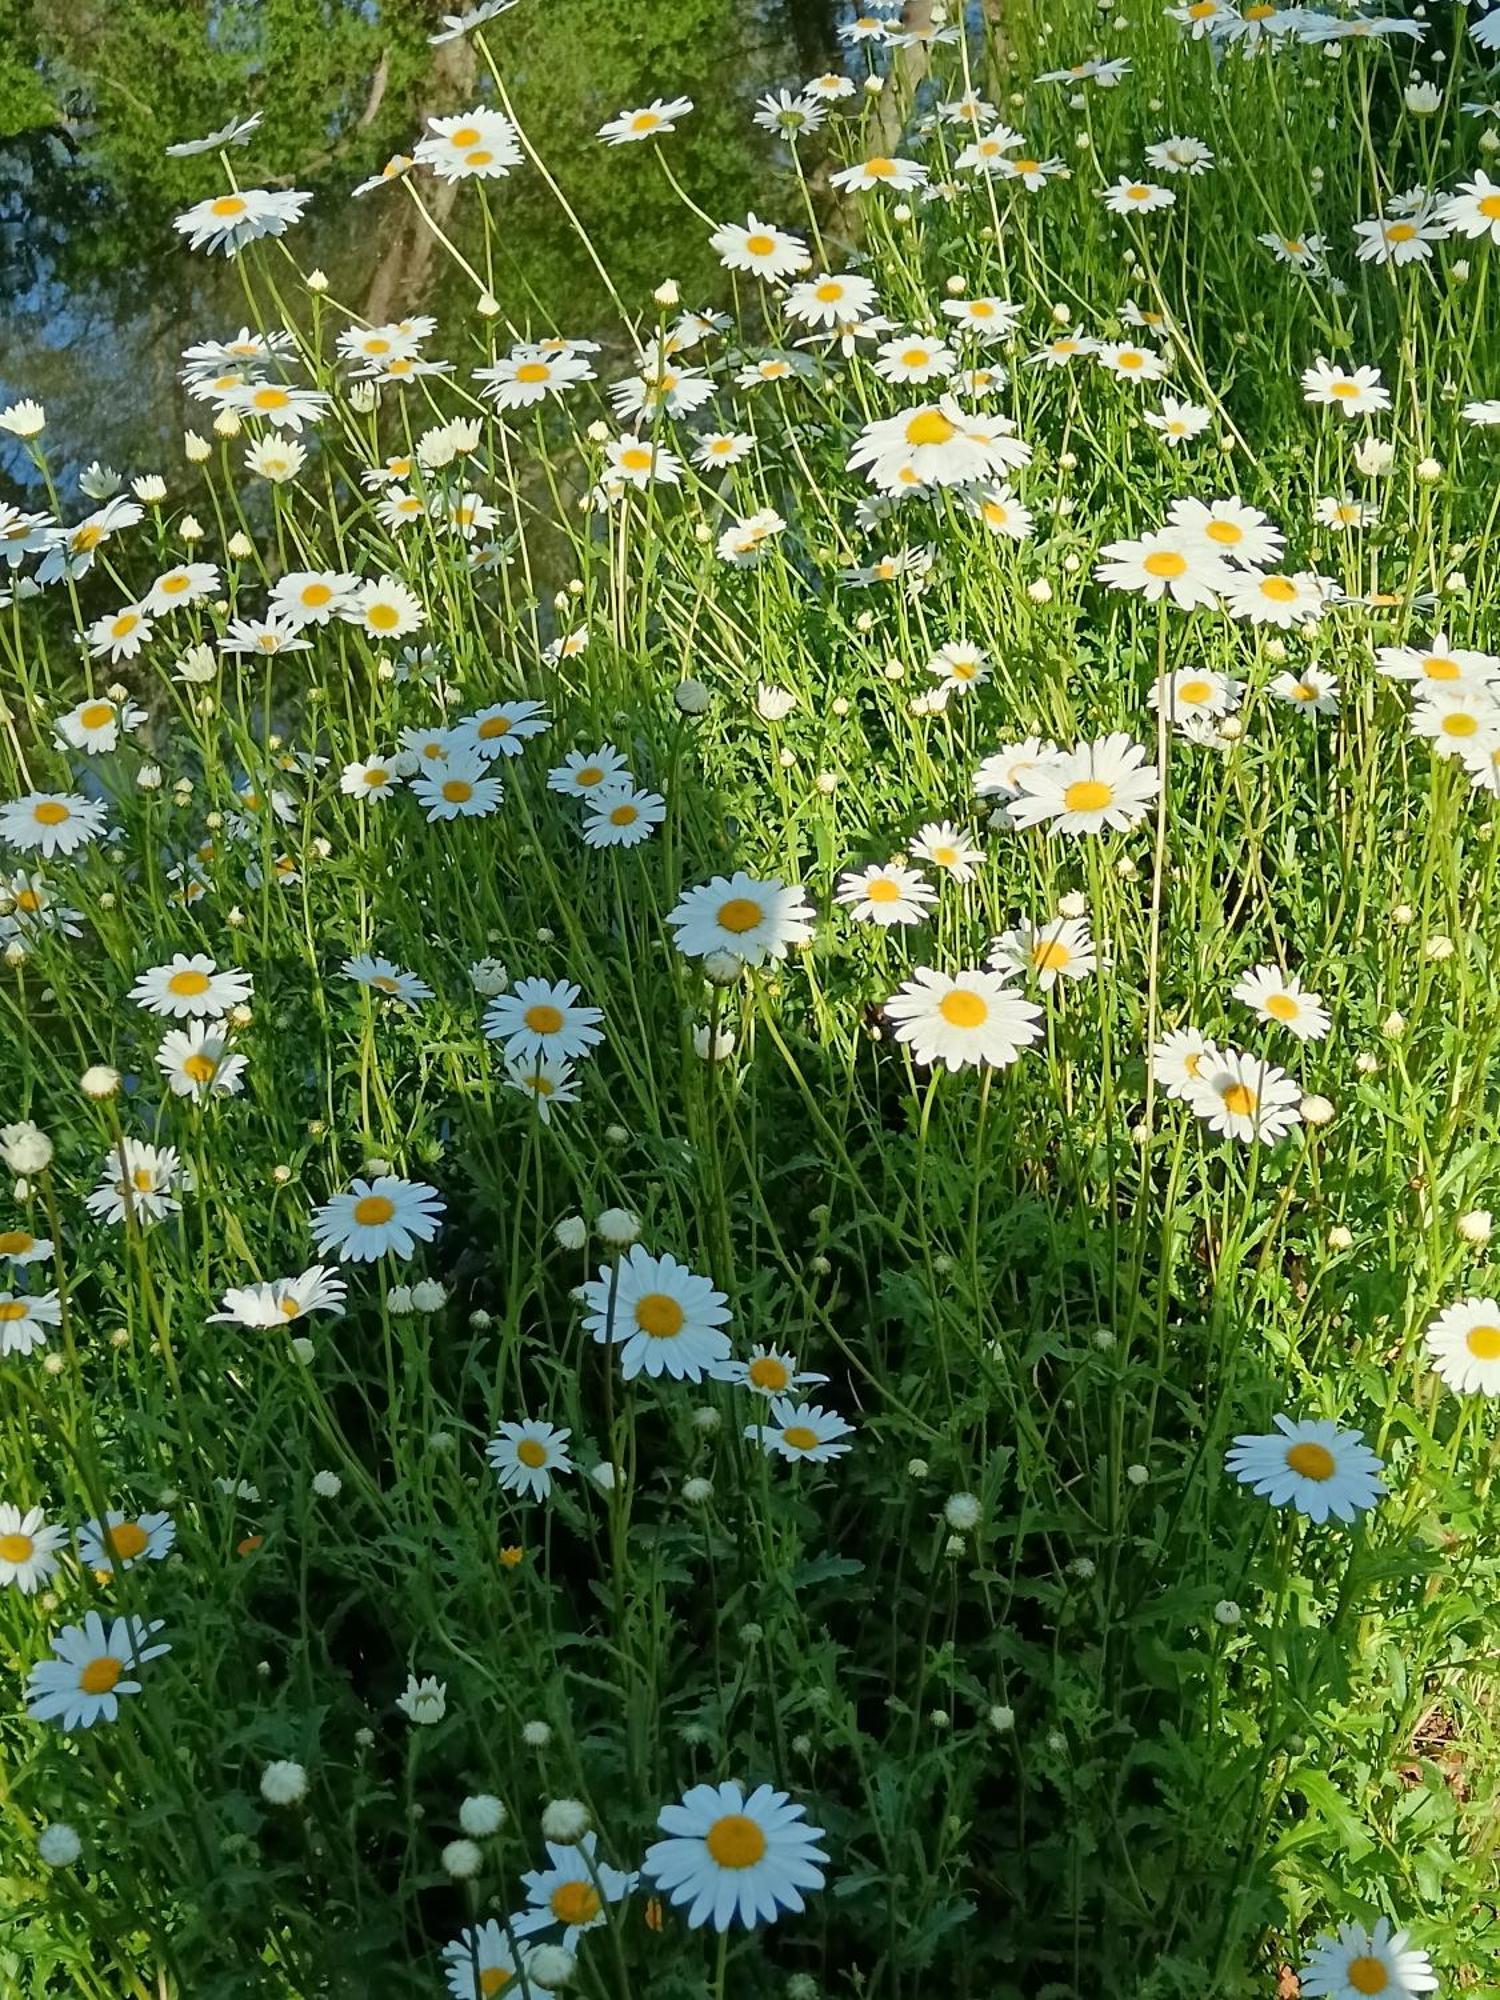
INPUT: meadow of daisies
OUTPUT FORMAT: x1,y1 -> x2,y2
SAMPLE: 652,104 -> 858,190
9,0 -> 1500,1991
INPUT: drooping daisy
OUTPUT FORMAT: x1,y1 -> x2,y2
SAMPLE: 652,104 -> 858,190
667,873 -> 815,968
85,1140 -> 184,1227
0,1289 -> 60,1357
484,977 -> 604,1064
310,1176 -> 444,1263
581,786 -> 666,848
0,1223 -> 52,1267
0,1504 -> 67,1593
76,1510 -> 176,1575
1231,964 -> 1330,1041
745,1398 -> 855,1463
598,95 -> 694,144
208,1266 -> 347,1328
1424,1297 -> 1500,1396
990,916 -> 1096,991
1225,1415 -> 1386,1524
0,792 -> 108,858
642,1781 -> 828,1931
834,861 -> 936,927
487,1420 -> 574,1500
1301,357 -> 1390,416
26,1613 -> 171,1730
580,1245 -> 732,1382
129,955 -> 252,1019
883,967 -> 1042,1073
156,1021 -> 248,1099
1185,1050 -> 1304,1144
1007,735 -> 1160,835
512,1833 -> 637,1946
414,107 -> 522,180
342,955 -> 432,1007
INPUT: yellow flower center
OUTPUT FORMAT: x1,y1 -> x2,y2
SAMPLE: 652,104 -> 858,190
748,1356 -> 789,1390
1033,940 -> 1071,972
1063,778 -> 1113,812
252,387 -> 289,410
745,233 -> 775,256
630,111 -> 662,132
575,766 -> 603,787
1465,1323 -> 1500,1361
866,878 -> 901,903
635,1293 -> 686,1339
905,410 -> 957,447
0,1230 -> 35,1255
80,701 -> 115,729
1481,195 -> 1500,220
1259,576 -> 1297,603
131,1168 -> 156,1193
1423,657 -> 1460,681
353,1195 -> 396,1227
1127,184 -> 1151,201
901,347 -> 931,367
0,1531 -> 34,1561
0,1299 -> 27,1321
367,602 -> 401,632
362,768 -> 390,787
1143,550 -> 1187,579
168,969 -> 211,996
108,1520 -> 149,1560
80,1655 -> 123,1695
619,446 -> 653,470
863,156 -> 895,178
370,976 -> 400,994
1014,158 -> 1040,175
517,1438 -> 548,1468
467,150 -> 493,167
110,615 -> 138,640
1221,1082 -> 1257,1116
183,1052 -> 218,1083
479,1971 -> 512,1996
524,1003 -> 565,1035
1177,678 -> 1212,703
1285,1440 -> 1335,1481
1386,223 -> 1416,245
1264,993 -> 1298,1022
1329,380 -> 1360,399
441,779 -> 474,803
449,126 -> 482,147
477,716 -> 512,739
550,1882 -> 602,1926
608,803 -> 638,826
704,1813 -> 769,1868
211,195 -> 247,217
515,361 -> 550,383
34,801 -> 71,826
1443,713 -> 1479,738
717,897 -> 764,934
938,989 -> 989,1029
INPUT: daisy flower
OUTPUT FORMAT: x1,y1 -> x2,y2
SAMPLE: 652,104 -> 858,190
1375,634 -> 1500,690
1410,687 -> 1500,757
1271,667 -> 1340,714
85,1140 -> 183,1227
1094,530 -> 1231,609
414,108 -> 522,180
848,398 -> 1028,494
941,295 -> 1021,341
581,786 -> 666,848
925,641 -> 988,694
1353,211 -> 1446,265
829,154 -> 928,193
76,1510 -> 176,1575
1146,396 -> 1211,444
173,188 -> 310,257
0,1504 -> 67,1594
580,1245 -> 732,1383
667,872 -> 815,967
487,1420 -> 574,1500
746,1398 -> 855,1463
484,977 -> 604,1064
1097,342 -> 1168,383
475,346 -> 595,410
1166,495 -> 1284,569
352,576 -> 424,641
910,822 -> 982,882
874,334 -> 956,386
410,758 -> 504,821
784,272 -> 880,330
884,967 -> 1042,1072
717,1348 -> 829,1397
1441,169 -> 1500,244
693,431 -> 755,470
598,96 -> 694,144
642,1780 -> 828,1931
218,615 -> 313,658
834,861 -> 936,927
990,915 -> 1096,990
271,570 -> 361,627
0,792 -> 108,858
1225,1415 -> 1386,1524
1150,1027 -> 1224,1101
1007,735 -> 1161,835
1301,357 -> 1390,416
1424,1296 -> 1500,1396
1185,1050 -> 1303,1144
1100,177 -> 1175,215
996,152 -> 1066,190
441,1922 -> 521,2000
343,955 -> 432,1006
0,1289 -> 60,1356
26,1613 -> 170,1730
0,1223 -> 52,1267
340,756 -> 403,800
1223,569 -> 1332,628
548,745 -> 631,799
1231,964 -> 1330,1040
974,737 -> 1059,799
53,695 -> 147,755
604,436 -> 683,489
709,215 -> 810,280
965,482 -> 1033,540
1149,667 -> 1240,722
156,1021 -> 248,1099
512,1834 -> 637,1946
311,1176 -> 444,1263
142,561 -> 219,614
1299,1919 -> 1436,2000
502,1054 -> 580,1121
209,1266 -> 347,1328
85,603 -> 154,662
129,955 -> 252,1019
220,382 -> 329,432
